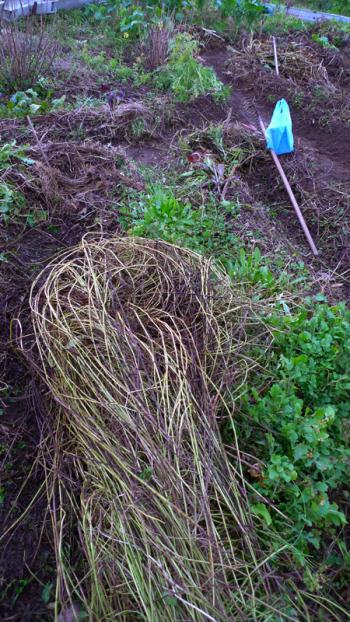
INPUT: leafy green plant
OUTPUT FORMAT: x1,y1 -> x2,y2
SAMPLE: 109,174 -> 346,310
130,117 -> 147,138
119,3 -> 146,38
26,210 -> 48,227
41,581 -> 54,604
83,0 -> 191,30
119,182 -> 292,300
0,141 -> 34,169
1,89 -> 65,118
292,90 -> 305,109
311,33 -> 337,49
0,141 -> 43,224
301,0 -> 350,17
80,46 -> 109,70
154,33 -> 230,102
0,179 -> 47,226
82,1 -> 117,23
261,12 -> 308,35
120,184 -> 239,254
313,84 -> 328,100
218,0 -> 266,29
109,62 -> 134,81
0,181 -> 26,222
225,246 -> 280,291
238,302 -> 350,554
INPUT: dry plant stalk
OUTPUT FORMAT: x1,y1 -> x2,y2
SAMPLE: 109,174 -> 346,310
31,236 -> 280,622
0,13 -> 59,92
228,35 -> 334,90
143,23 -> 172,70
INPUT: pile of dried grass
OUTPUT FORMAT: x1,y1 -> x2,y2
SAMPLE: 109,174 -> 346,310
228,35 -> 335,90
0,102 -> 152,143
5,141 -> 142,215
30,236 -> 286,621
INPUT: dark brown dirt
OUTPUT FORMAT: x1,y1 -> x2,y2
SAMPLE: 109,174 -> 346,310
124,141 -> 170,166
0,394 -> 55,622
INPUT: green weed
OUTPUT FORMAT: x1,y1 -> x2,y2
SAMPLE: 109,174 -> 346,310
312,33 -> 338,49
0,143 -> 31,223
41,581 -> 54,604
0,141 -> 34,168
130,117 -> 146,138
109,62 -> 134,81
83,0 -> 173,39
0,181 -> 26,223
120,184 -> 239,254
313,84 -> 328,101
219,0 -> 266,29
119,181 -> 301,299
299,0 -> 350,17
261,11 -> 309,35
0,88 -> 65,119
236,301 -> 350,558
0,485 -> 6,504
80,46 -> 132,81
154,33 -> 230,102
292,90 -> 305,109
0,141 -> 46,225
80,46 -> 109,70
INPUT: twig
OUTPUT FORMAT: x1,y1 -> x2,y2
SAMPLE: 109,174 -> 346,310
200,27 -> 225,42
258,115 -> 319,256
26,115 -> 50,166
272,36 -> 279,77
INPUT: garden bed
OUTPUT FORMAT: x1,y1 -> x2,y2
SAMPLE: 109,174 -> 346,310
1,10 -> 350,621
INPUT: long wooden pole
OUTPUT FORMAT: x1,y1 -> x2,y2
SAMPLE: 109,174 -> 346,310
259,116 -> 319,256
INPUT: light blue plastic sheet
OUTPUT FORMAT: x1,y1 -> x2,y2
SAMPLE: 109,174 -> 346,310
266,99 -> 294,155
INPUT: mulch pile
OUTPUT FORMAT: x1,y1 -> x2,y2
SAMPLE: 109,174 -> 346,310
3,140 -> 143,215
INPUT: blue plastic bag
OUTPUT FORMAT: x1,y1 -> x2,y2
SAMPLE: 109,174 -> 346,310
266,99 -> 294,155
